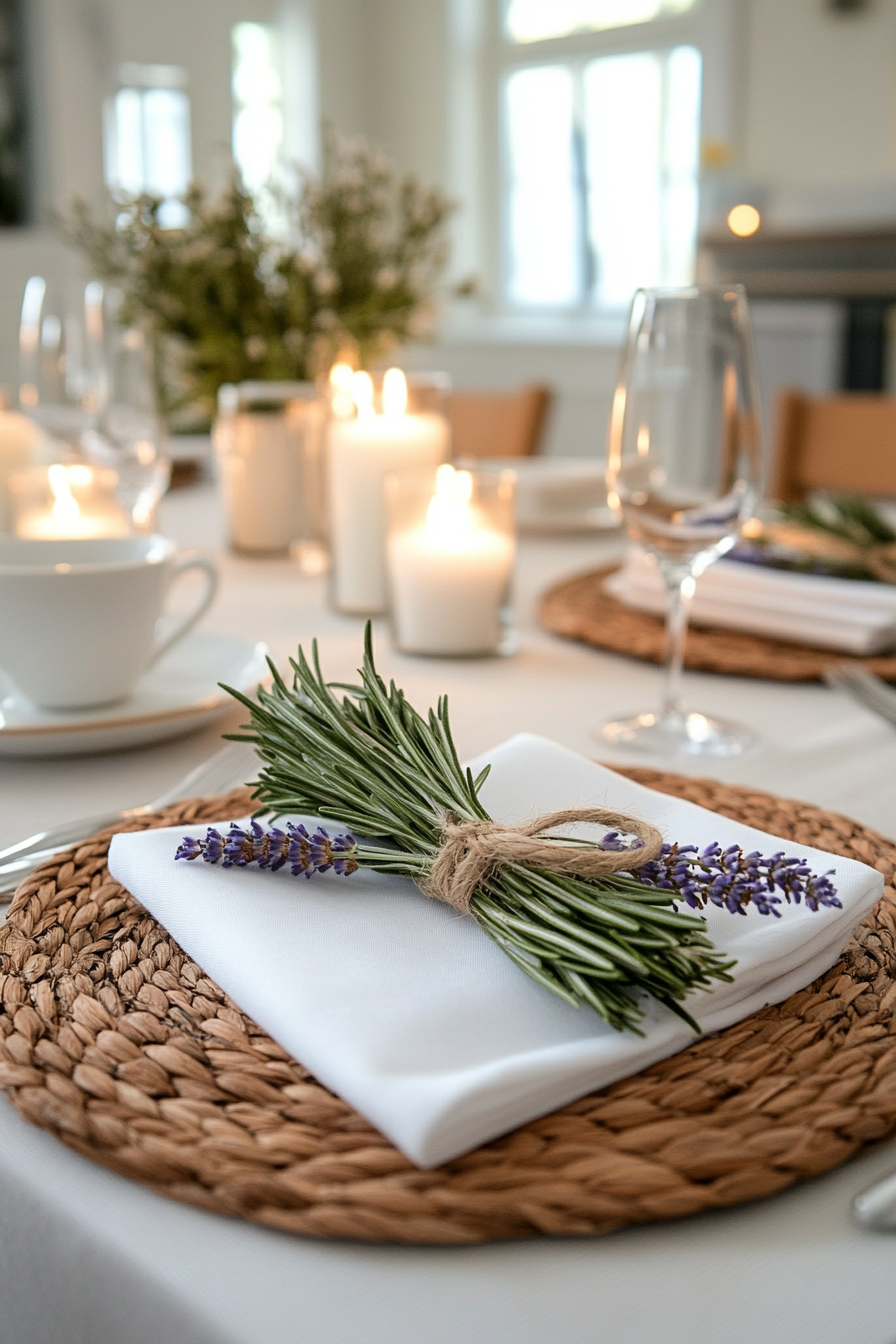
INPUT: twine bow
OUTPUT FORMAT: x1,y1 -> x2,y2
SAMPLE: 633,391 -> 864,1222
420,808 -> 665,914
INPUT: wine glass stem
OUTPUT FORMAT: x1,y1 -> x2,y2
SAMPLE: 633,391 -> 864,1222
661,571 -> 695,718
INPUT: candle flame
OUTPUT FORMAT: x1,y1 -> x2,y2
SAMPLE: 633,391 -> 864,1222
47,463 -> 83,530
426,464 -> 474,539
330,362 -> 354,390
637,424 -> 650,457
330,362 -> 357,420
382,367 -> 408,419
351,371 -> 375,421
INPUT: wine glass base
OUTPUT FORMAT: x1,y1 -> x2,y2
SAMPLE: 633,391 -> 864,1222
599,710 -> 755,758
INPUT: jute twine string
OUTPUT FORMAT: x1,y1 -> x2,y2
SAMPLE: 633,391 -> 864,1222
539,565 -> 896,683
0,770 -> 895,1245
422,808 -> 664,913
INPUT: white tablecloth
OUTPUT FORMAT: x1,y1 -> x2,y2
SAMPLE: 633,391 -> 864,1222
1,482 -> 895,1344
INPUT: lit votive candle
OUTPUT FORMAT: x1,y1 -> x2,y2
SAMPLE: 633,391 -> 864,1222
12,463 -> 130,539
328,367 -> 449,614
386,464 -> 516,656
0,409 -> 52,533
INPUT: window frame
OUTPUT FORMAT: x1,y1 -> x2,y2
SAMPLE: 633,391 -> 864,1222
448,0 -> 742,331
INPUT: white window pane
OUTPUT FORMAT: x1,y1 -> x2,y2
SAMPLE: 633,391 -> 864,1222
505,0 -> 693,44
105,83 -> 192,218
142,88 -> 191,198
583,44 -> 701,309
584,52 -> 662,308
111,88 -> 144,195
505,65 -> 578,305
662,44 -> 701,285
232,20 -> 285,216
232,22 -> 281,106
233,105 -> 284,192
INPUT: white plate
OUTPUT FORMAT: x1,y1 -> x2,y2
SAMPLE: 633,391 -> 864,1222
0,631 -> 270,757
462,456 -> 620,534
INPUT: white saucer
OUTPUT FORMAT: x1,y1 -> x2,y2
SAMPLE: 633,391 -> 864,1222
0,631 -> 270,758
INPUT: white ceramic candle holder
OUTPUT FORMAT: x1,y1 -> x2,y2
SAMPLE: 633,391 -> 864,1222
214,382 -> 329,559
385,463 -> 516,657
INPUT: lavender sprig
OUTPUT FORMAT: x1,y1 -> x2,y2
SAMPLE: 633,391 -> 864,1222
633,841 -> 840,917
203,626 -> 841,1035
176,823 -> 840,921
176,821 -> 359,878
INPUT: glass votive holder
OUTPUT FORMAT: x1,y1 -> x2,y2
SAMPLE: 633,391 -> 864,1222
385,463 -> 516,657
9,462 -> 131,539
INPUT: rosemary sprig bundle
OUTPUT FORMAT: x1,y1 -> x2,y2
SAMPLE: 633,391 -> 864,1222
221,628 -> 742,1035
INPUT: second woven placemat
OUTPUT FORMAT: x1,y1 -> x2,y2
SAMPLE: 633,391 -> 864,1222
1,771 -> 895,1244
539,566 -> 896,682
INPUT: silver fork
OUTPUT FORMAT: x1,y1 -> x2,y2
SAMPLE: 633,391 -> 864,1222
0,740 -> 258,900
823,662 -> 896,728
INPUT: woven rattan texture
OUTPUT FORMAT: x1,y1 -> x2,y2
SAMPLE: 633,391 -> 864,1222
539,566 -> 896,682
1,774 -> 895,1244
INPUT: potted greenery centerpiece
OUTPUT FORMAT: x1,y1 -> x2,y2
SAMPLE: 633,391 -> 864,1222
66,129 -> 453,556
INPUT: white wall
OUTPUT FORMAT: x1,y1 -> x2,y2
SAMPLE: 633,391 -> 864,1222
744,0 -> 896,223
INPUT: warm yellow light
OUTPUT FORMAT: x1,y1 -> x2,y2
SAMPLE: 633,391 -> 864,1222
727,204 -> 761,238
329,362 -> 354,390
426,464 -> 475,539
741,516 -> 763,539
382,367 -> 408,419
351,371 -> 375,420
66,464 -> 94,487
636,424 -> 650,457
330,362 -> 357,419
48,463 -> 82,529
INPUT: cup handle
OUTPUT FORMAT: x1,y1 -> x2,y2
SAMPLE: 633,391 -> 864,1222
147,553 -> 219,667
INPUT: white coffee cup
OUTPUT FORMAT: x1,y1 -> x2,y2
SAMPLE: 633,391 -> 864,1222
0,535 -> 218,710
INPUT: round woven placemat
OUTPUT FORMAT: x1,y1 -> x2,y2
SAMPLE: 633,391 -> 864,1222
539,566 -> 896,682
1,773 -> 895,1245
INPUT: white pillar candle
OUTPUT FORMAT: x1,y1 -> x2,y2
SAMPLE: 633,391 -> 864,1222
328,369 -> 449,614
388,466 -> 515,655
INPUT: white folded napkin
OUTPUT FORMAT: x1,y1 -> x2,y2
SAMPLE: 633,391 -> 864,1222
108,734 -> 882,1167
606,546 -> 896,653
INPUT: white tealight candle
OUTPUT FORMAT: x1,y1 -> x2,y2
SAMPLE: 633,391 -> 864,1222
14,464 -> 130,539
0,410 -> 51,532
328,368 -> 449,613
388,465 -> 515,655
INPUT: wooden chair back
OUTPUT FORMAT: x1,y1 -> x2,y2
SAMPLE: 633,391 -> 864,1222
447,383 -> 552,458
769,388 -> 896,501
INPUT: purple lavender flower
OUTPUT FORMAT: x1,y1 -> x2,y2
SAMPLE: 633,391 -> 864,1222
174,834 -> 203,862
598,830 -> 646,853
635,841 -> 840,917
175,822 -> 358,878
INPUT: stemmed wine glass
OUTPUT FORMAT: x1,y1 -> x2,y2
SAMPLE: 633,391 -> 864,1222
89,288 -> 170,530
602,285 -> 763,757
19,276 -> 170,531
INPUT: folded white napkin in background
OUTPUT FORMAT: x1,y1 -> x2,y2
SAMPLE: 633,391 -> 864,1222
606,546 -> 896,654
108,734 -> 882,1167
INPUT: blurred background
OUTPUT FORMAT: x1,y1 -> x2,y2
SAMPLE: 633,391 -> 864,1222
1,0 -> 895,458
